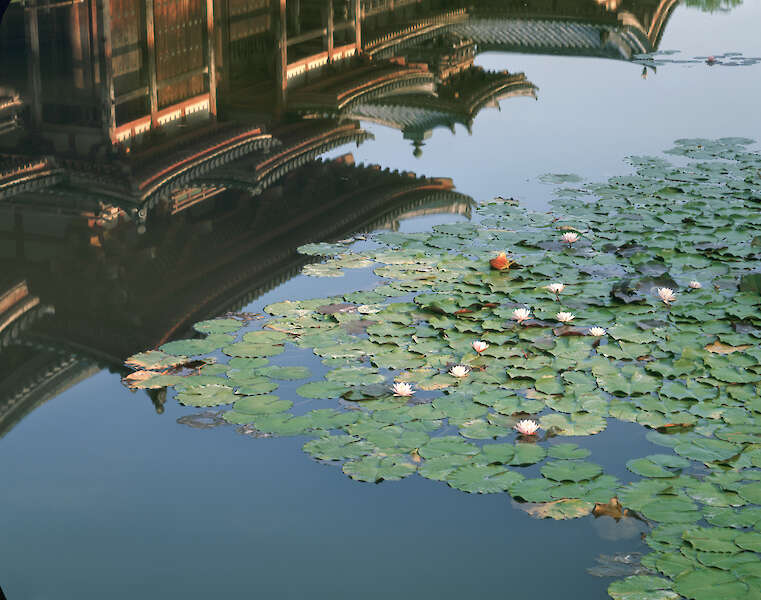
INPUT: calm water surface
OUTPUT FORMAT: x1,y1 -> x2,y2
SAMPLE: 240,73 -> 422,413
1,1 -> 760,598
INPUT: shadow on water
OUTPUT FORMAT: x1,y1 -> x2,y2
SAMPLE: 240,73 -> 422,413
0,0 -> 757,598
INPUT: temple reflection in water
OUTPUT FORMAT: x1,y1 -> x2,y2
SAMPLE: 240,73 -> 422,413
0,0 -> 678,435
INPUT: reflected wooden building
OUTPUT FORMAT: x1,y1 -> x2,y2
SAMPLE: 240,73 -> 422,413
1,0 -> 679,144
0,0 -> 682,438
0,154 -> 472,436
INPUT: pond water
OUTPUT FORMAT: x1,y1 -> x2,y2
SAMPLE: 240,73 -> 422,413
1,1 -> 760,599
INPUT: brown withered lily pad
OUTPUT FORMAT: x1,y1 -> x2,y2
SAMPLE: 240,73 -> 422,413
518,498 -> 594,520
553,325 -> 587,336
705,341 -> 751,354
124,350 -> 191,370
317,303 -> 358,315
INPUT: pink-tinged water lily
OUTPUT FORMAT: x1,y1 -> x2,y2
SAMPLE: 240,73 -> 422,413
546,283 -> 565,295
561,232 -> 579,244
657,287 -> 677,304
392,382 -> 415,397
556,311 -> 575,323
588,327 -> 606,337
512,308 -> 532,322
515,419 -> 540,435
472,341 -> 489,353
689,281 -> 702,289
449,365 -> 470,378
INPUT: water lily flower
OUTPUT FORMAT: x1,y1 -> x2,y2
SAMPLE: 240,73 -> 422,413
515,419 -> 540,436
588,327 -> 606,337
490,252 -> 514,271
556,311 -> 575,323
689,281 -> 702,289
561,232 -> 579,245
512,308 -> 532,322
706,56 -> 716,64
392,382 -> 415,397
449,365 -> 471,378
472,341 -> 489,353
546,283 -> 565,295
657,287 -> 677,304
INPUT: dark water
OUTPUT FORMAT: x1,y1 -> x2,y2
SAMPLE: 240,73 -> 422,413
1,1 -> 760,598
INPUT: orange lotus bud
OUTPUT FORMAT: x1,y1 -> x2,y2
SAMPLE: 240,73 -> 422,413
489,252 -> 513,271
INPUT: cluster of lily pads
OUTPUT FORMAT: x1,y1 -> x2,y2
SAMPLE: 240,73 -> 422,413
124,137 -> 761,600
633,50 -> 761,68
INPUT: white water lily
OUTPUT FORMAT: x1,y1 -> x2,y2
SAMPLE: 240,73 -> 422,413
657,287 -> 677,304
546,283 -> 565,295
556,311 -> 575,323
689,281 -> 702,289
512,308 -> 532,322
515,419 -> 540,435
392,382 -> 415,397
588,327 -> 607,337
472,341 -> 489,353
449,365 -> 471,378
561,232 -> 579,244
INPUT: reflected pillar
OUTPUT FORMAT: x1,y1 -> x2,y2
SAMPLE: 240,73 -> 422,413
218,0 -> 231,93
24,1 -> 42,129
352,0 -> 360,52
98,0 -> 116,143
206,0 -> 217,117
145,0 -> 159,125
275,0 -> 287,111
323,0 -> 333,61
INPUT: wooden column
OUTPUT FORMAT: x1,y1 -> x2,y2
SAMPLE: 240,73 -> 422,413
24,2 -> 43,129
274,0 -> 287,110
206,0 -> 217,117
145,0 -> 159,125
352,0 -> 360,53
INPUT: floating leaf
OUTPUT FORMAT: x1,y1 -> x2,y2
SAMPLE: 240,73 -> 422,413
296,381 -> 349,399
124,350 -> 191,370
177,385 -> 237,407
342,455 -> 417,482
541,460 -> 603,483
193,318 -> 243,335
608,575 -> 677,600
548,443 -> 591,460
520,499 -> 594,520
303,435 -> 374,461
447,464 -> 524,494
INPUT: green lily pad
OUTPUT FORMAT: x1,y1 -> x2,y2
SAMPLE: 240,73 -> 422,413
608,575 -> 677,600
296,381 -> 349,399
683,527 -> 742,554
256,366 -> 312,380
303,435 -> 374,461
446,464 -> 524,494
193,318 -> 243,335
540,460 -> 603,482
627,455 -> 691,478
548,443 -> 591,460
674,568 -> 748,600
342,455 -> 417,482
176,385 -> 237,407
161,334 -> 234,356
